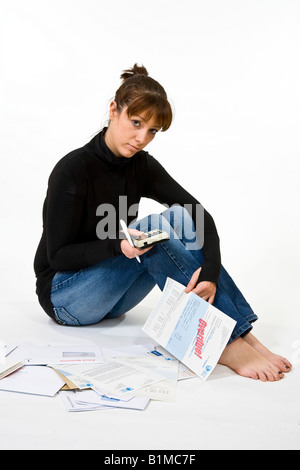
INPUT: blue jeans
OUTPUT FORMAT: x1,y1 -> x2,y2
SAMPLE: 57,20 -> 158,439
50,206 -> 258,343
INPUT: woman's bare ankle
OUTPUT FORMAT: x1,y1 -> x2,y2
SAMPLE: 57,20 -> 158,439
218,337 -> 285,382
243,332 -> 292,372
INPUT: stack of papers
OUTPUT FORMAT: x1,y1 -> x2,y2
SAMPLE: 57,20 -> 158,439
0,278 -> 236,412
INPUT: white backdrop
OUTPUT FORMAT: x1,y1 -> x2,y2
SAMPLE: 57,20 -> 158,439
1,0 -> 299,327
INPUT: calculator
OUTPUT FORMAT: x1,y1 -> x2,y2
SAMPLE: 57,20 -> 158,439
132,230 -> 170,250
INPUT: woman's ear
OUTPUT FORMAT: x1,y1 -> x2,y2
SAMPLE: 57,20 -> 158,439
109,101 -> 118,120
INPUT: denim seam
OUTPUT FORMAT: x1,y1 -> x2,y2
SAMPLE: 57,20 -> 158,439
229,318 -> 258,343
53,307 -> 82,326
53,308 -> 66,325
243,313 -> 258,323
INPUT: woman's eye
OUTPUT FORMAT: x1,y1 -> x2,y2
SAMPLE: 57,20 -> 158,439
132,120 -> 140,127
150,129 -> 158,135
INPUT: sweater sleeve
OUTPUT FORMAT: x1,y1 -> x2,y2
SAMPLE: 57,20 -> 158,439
45,168 -> 122,271
143,155 -> 221,285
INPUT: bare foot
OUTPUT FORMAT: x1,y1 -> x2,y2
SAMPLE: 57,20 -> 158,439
243,332 -> 292,373
218,337 -> 285,382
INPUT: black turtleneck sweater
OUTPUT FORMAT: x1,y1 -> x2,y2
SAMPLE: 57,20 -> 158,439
34,129 -> 221,319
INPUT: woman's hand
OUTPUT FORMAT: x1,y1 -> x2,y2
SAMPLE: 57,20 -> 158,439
184,267 -> 217,304
120,229 -> 153,259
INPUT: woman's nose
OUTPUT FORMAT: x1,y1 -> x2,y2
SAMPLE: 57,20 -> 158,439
135,129 -> 148,145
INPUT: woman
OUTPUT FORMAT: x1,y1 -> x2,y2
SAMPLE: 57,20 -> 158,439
34,64 -> 292,382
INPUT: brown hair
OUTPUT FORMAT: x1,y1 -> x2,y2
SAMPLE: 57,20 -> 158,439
113,64 -> 173,132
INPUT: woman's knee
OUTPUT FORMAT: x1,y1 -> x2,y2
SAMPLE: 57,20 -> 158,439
161,205 -> 200,251
161,205 -> 189,235
161,204 -> 189,220
146,206 -> 189,233
135,206 -> 201,252
135,212 -> 166,233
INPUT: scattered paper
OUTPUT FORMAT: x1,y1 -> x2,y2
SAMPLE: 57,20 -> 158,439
2,284 -> 235,412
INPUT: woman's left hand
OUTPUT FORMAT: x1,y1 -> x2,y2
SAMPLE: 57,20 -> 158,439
184,267 -> 217,304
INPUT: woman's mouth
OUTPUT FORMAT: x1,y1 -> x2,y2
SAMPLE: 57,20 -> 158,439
128,144 -> 140,152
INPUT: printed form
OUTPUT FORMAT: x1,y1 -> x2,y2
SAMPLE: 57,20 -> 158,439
8,343 -> 104,365
53,358 -> 165,397
143,277 -> 236,380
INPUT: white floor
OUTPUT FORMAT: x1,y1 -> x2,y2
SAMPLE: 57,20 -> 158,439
1,292 -> 299,451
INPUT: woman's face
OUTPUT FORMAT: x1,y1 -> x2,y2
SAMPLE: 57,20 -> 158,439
105,101 -> 161,158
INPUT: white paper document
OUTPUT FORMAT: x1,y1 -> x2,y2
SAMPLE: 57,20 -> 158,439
91,385 -> 133,402
76,389 -> 149,410
151,346 -> 196,381
0,365 -> 65,396
59,390 -> 103,412
113,354 -> 179,382
59,389 -> 149,412
102,343 -> 156,358
9,343 -> 104,365
53,358 -> 163,397
114,353 -> 179,402
143,277 -> 236,380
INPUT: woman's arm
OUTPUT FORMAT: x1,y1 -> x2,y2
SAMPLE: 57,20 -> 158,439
45,169 -> 122,271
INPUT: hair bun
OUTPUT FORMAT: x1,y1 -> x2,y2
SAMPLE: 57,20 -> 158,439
120,63 -> 149,82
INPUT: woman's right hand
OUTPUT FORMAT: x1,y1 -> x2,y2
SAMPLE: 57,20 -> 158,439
120,239 -> 153,259
120,229 -> 153,260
